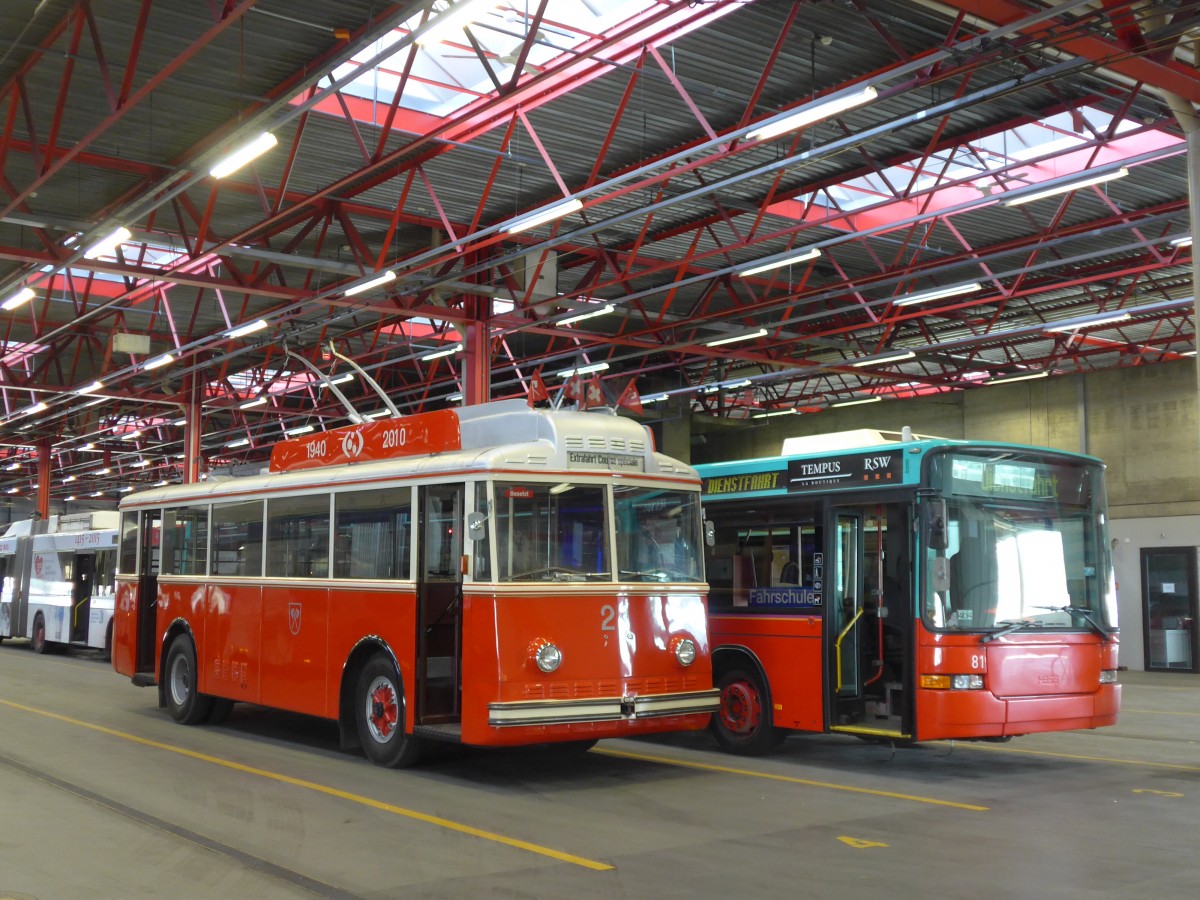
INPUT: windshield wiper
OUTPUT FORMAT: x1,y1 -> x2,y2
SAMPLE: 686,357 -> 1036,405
979,619 -> 1044,644
1031,605 -> 1114,641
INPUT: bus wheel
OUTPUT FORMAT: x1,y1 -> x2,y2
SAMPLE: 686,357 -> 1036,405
355,654 -> 423,768
103,620 -> 114,662
164,635 -> 213,725
31,613 -> 48,654
713,668 -> 785,756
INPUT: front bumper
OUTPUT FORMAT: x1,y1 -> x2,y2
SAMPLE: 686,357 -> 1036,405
488,688 -> 720,727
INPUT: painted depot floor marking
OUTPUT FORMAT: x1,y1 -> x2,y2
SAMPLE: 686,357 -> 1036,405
593,747 -> 988,811
947,740 -> 1200,773
0,699 -> 612,872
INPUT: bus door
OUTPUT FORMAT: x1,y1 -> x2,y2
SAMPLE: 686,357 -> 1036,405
417,483 -> 464,725
827,503 -> 911,739
71,551 -> 96,644
133,510 -> 162,674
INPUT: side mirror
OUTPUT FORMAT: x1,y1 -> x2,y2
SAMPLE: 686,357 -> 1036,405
466,511 -> 487,542
704,519 -> 715,548
925,499 -> 947,552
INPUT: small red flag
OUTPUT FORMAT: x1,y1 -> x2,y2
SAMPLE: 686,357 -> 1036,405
581,375 -> 606,410
528,369 -> 550,406
617,379 -> 643,415
562,374 -> 581,402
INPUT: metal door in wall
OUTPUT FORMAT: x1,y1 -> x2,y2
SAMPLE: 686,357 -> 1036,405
1141,547 -> 1197,673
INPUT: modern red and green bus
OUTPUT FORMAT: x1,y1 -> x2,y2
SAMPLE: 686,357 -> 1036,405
696,429 -> 1120,754
112,399 -> 717,766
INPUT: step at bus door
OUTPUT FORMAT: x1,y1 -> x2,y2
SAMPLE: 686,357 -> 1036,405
417,483 -> 464,724
70,552 -> 95,644
828,503 -> 911,740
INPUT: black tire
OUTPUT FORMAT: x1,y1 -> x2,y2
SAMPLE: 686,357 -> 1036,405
164,634 -> 213,725
31,613 -> 49,654
103,619 -> 114,662
354,654 -> 423,768
711,666 -> 786,756
207,697 -> 235,725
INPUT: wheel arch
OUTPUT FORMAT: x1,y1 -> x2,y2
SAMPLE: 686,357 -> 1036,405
338,635 -> 404,751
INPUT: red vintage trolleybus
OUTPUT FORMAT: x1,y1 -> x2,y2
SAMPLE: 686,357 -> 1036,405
696,429 -> 1121,754
112,400 -> 717,766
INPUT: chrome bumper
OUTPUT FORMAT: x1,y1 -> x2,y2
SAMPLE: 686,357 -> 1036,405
488,688 -> 720,727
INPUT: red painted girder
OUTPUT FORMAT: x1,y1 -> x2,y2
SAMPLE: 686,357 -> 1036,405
0,0 -> 260,222
936,0 -> 1200,103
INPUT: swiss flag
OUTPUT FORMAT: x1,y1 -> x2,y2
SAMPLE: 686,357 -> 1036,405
562,374 -> 581,402
528,369 -> 550,406
581,375 -> 606,410
617,379 -> 643,415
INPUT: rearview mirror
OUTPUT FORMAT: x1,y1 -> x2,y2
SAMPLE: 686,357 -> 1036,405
925,499 -> 947,552
466,511 -> 487,542
704,519 -> 715,547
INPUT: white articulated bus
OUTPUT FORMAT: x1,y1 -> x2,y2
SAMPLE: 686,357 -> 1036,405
0,511 -> 120,656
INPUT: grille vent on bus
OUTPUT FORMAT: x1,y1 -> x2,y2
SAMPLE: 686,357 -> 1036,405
563,436 -> 644,454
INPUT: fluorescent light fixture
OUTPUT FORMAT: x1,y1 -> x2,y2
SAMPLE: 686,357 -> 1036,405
2,287 -> 34,311
76,380 -> 104,395
22,402 -> 47,416
446,392 -> 463,402
894,283 -> 982,307
989,371 -> 1048,385
559,303 -> 615,326
556,361 -> 610,378
705,328 -> 768,348
5,487 -> 19,494
65,495 -> 75,501
131,459 -> 151,467
507,198 -> 583,235
727,380 -> 753,389
326,373 -> 355,386
83,227 -> 131,260
363,409 -> 391,420
226,438 -> 250,448
643,393 -> 670,404
120,430 -> 142,441
421,342 -> 462,361
737,247 -> 822,277
80,443 -> 95,450
415,0 -> 492,46
5,463 -> 20,470
172,418 -> 188,426
747,86 -> 878,142
62,475 -> 76,484
1170,235 -> 1192,248
227,319 -> 268,339
832,396 -> 883,408
210,132 -> 278,179
1002,167 -> 1129,207
285,425 -> 315,436
344,270 -> 396,296
850,351 -> 916,367
752,408 -> 797,419
239,397 -> 267,409
153,481 -> 169,488
90,490 -> 104,497
143,353 -> 175,370
1045,312 -> 1131,333
119,485 -> 135,493
97,467 -> 111,475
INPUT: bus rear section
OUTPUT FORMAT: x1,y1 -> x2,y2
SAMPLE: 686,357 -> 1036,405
112,400 -> 718,766
698,432 -> 1120,754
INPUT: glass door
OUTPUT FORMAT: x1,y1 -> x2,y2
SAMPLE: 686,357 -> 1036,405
1142,548 -> 1197,672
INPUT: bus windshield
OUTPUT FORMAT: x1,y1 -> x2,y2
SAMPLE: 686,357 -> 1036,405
924,450 -> 1116,633
495,481 -> 610,582
615,486 -> 705,583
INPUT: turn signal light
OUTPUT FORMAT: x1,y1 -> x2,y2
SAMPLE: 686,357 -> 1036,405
921,674 -> 984,690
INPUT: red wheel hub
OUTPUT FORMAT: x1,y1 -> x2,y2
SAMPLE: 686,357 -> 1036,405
369,684 -> 398,739
720,679 -> 762,735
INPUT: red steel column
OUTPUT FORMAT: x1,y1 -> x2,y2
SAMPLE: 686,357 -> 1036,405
36,440 -> 50,519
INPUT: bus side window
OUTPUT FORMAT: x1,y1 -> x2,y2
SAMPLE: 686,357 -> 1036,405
334,487 -> 412,580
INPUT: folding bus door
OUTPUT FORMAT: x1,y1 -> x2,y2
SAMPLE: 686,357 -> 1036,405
416,483 -> 464,726
827,503 -> 911,740
70,551 -> 96,644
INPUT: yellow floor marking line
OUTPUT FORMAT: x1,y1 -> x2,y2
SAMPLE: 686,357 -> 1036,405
594,747 -> 987,811
949,741 -> 1200,772
0,699 -> 612,871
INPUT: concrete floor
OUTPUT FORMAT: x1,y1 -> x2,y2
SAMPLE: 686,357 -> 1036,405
0,645 -> 1196,900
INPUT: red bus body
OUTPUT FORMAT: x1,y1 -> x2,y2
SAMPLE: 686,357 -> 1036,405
113,401 -> 717,765
697,431 -> 1121,753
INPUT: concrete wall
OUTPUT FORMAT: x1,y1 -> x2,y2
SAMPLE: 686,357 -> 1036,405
685,359 -> 1200,670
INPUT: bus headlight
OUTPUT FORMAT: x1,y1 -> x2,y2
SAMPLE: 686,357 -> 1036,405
1099,669 -> 1118,684
529,639 -> 562,673
921,674 -> 984,690
671,636 -> 697,667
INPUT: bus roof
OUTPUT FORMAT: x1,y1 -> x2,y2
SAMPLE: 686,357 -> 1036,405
121,400 -> 698,509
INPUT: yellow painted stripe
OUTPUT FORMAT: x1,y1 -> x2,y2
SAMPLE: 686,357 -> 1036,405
950,741 -> 1200,772
831,724 -> 911,739
0,699 -> 612,871
594,747 -> 987,811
